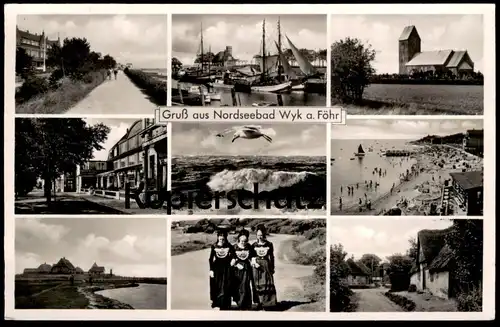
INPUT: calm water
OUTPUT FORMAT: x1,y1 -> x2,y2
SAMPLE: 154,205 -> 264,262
330,139 -> 418,211
96,284 -> 166,309
172,80 -> 326,106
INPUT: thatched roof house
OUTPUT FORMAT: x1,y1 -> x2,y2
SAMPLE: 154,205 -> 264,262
346,258 -> 371,276
50,257 -> 76,274
75,267 -> 84,274
89,262 -> 105,275
37,262 -> 51,273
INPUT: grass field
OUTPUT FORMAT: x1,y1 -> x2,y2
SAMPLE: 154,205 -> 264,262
333,83 -> 483,115
15,281 -> 89,309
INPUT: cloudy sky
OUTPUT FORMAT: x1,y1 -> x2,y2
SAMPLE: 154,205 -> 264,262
172,123 -> 326,156
17,15 -> 167,69
16,218 -> 167,277
84,118 -> 138,161
172,14 -> 326,66
331,218 -> 453,261
331,14 -> 484,73
331,119 -> 483,140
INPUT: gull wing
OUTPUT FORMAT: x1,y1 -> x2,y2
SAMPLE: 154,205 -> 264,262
215,126 -> 237,137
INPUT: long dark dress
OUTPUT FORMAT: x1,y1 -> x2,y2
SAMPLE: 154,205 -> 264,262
232,243 -> 258,310
209,242 -> 235,310
252,240 -> 278,309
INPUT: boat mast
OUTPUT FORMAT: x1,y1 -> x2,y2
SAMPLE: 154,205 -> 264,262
262,19 -> 266,81
277,17 -> 282,82
200,22 -> 204,76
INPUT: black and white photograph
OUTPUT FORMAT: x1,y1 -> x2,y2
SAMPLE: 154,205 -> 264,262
15,218 -> 167,309
330,14 -> 483,115
330,119 -> 483,216
171,14 -> 327,107
170,218 -> 326,312
171,123 -> 327,215
15,117 -> 168,215
15,14 -> 167,114
329,218 -> 483,312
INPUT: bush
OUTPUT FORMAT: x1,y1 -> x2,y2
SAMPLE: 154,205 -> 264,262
457,287 -> 482,312
389,272 -> 411,292
384,292 -> 416,311
16,75 -> 50,103
124,69 -> 167,105
408,284 -> 417,292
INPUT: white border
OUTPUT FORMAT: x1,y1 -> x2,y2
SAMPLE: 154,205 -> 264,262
4,3 -> 495,321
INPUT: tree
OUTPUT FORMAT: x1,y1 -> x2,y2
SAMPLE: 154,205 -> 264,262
14,118 -> 110,203
331,37 -> 376,103
16,48 -> 33,78
195,52 -> 215,65
330,244 -> 352,312
46,43 -> 63,70
386,254 -> 413,291
61,37 -> 92,75
172,57 -> 183,68
359,253 -> 382,279
406,237 -> 419,262
102,54 -> 117,69
15,118 -> 39,197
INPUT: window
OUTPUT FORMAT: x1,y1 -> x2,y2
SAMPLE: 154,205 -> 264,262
119,141 -> 127,154
128,154 -> 136,166
114,161 -> 119,169
120,158 -> 127,168
128,135 -> 138,150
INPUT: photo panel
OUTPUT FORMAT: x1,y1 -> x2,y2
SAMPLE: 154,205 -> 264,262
330,14 -> 484,115
14,117 -> 169,215
329,218 -> 483,313
171,122 -> 327,215
170,217 -> 326,312
15,14 -> 168,114
330,119 -> 484,216
171,14 -> 327,107
15,217 -> 168,310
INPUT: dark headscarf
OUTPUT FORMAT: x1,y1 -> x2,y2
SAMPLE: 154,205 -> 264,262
215,228 -> 229,245
255,224 -> 267,237
237,228 -> 250,241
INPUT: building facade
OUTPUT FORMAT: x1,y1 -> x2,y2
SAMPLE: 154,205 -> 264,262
16,26 -> 60,71
463,129 -> 484,157
76,160 -> 109,193
449,171 -> 483,216
399,25 -> 474,76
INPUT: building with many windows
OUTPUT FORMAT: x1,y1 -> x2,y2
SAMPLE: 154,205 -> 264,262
16,26 -> 60,71
462,129 -> 484,157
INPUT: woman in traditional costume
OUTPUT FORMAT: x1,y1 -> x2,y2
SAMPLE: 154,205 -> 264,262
232,228 -> 258,310
209,228 -> 235,310
251,224 -> 278,310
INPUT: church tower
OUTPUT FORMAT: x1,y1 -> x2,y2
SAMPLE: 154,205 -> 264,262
399,25 -> 421,74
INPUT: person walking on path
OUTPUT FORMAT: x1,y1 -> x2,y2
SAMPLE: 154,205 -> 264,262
107,69 -> 112,80
114,68 -> 118,80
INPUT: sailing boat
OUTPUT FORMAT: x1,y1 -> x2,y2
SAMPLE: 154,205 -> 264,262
354,144 -> 366,157
249,19 -> 292,93
179,23 -> 213,84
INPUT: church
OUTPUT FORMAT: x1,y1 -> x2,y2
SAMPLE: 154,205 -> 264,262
399,25 -> 475,76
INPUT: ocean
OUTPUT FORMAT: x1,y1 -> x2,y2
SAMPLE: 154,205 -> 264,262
171,155 -> 327,215
330,139 -> 419,213
172,80 -> 326,106
95,284 -> 166,309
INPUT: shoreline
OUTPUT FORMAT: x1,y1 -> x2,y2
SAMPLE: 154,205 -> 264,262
78,283 -> 140,309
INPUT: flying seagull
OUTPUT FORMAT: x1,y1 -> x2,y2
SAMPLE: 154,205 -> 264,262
215,125 -> 273,143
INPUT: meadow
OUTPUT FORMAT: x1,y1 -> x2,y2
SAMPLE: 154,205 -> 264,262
333,83 -> 483,115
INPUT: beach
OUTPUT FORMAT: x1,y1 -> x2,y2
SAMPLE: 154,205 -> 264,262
331,140 -> 483,215
171,155 -> 327,215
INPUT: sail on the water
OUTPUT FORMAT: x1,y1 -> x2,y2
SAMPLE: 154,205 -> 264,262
358,144 -> 365,154
275,41 -> 297,80
285,35 -> 317,76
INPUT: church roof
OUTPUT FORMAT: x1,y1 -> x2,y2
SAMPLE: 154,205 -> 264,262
445,51 -> 468,68
406,50 -> 454,66
399,25 -> 419,41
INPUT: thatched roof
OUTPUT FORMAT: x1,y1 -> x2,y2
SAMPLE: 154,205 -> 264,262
89,262 -> 105,273
52,257 -> 75,270
37,262 -> 51,273
346,258 -> 371,276
75,267 -> 84,273
428,244 -> 455,273
417,226 -> 454,272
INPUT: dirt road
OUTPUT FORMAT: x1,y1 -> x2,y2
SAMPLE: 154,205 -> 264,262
353,288 -> 403,312
171,234 -> 316,311
66,70 -> 159,115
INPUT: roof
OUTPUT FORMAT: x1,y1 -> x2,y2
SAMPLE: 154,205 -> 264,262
214,50 -> 236,62
37,263 -> 52,272
53,257 -> 76,270
399,25 -> 420,41
406,50 -> 454,66
89,262 -> 105,272
467,129 -> 484,137
16,27 -> 59,44
417,227 -> 453,264
446,51 -> 468,68
23,268 -> 39,273
449,171 -> 483,190
346,258 -> 371,276
75,267 -> 84,273
428,244 -> 455,272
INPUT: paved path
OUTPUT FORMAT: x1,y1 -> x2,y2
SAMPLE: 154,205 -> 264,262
171,234 -> 315,311
66,71 -> 159,115
353,288 -> 403,312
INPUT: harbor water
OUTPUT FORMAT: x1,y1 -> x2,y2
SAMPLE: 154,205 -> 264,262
95,283 -> 167,309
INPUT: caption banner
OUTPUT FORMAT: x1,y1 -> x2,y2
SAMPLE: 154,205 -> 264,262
155,107 -> 346,124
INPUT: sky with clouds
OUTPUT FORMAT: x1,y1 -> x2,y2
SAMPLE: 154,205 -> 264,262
16,218 -> 167,277
331,218 -> 454,261
331,14 -> 484,74
17,15 -> 167,69
84,118 -> 138,161
172,123 -> 326,156
172,14 -> 327,66
331,119 -> 483,140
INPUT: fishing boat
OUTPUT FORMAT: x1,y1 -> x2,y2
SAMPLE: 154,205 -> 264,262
178,23 -> 212,84
252,101 -> 277,107
187,85 -> 221,102
354,144 -> 366,157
